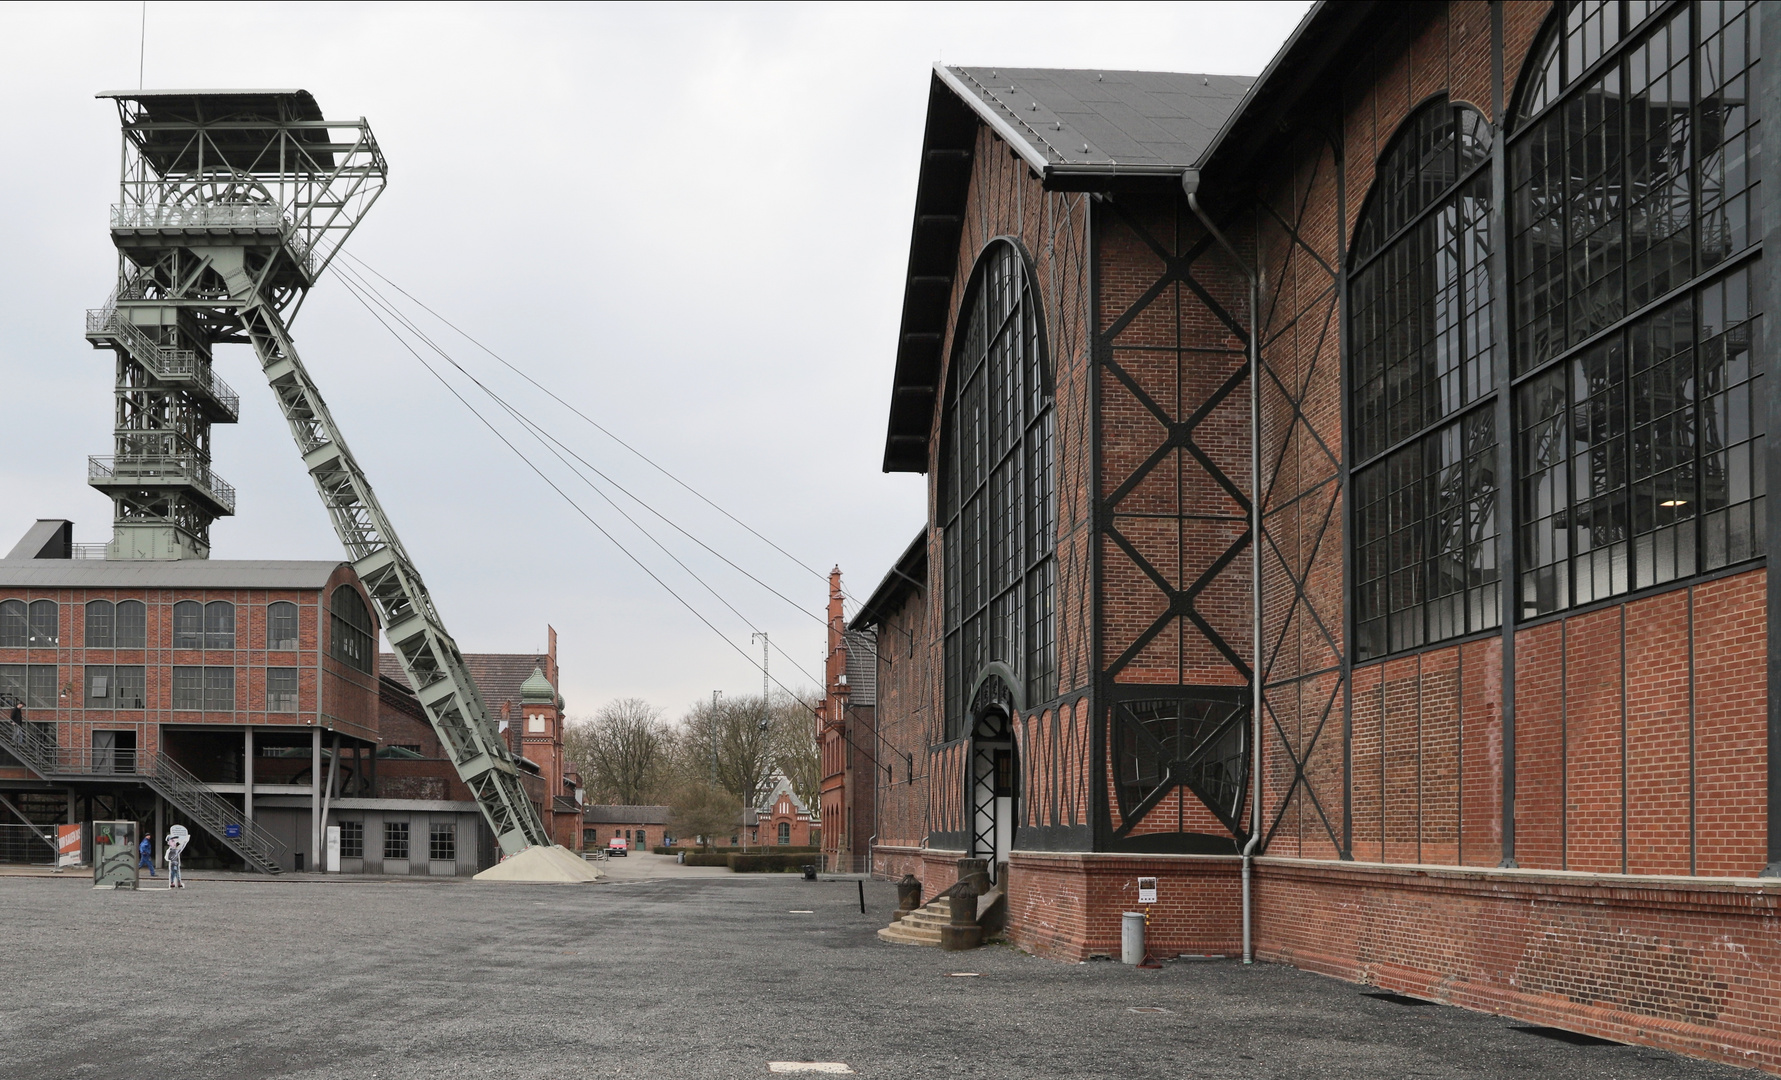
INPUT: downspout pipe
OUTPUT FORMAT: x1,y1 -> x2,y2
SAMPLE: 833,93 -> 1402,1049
1183,168 -> 1263,965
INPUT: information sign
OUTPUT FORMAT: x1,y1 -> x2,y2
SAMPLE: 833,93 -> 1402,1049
1137,876 -> 1158,904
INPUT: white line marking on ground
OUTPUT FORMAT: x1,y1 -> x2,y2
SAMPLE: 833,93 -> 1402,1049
767,1062 -> 854,1073
788,909 -> 814,913
945,972 -> 980,977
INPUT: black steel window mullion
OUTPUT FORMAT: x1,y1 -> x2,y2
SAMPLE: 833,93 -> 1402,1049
1508,0 -> 1763,618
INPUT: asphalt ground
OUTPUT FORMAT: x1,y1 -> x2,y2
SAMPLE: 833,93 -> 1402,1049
0,865 -> 1758,1079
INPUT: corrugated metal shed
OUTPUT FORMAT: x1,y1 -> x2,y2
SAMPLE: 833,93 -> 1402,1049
0,559 -> 346,589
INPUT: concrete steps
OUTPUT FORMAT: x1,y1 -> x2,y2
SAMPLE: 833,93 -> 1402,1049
876,899 -> 951,946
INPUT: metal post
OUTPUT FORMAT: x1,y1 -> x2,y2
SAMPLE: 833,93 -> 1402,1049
1760,0 -> 1781,878
243,726 -> 254,822
319,733 -> 341,869
310,726 -> 321,870
153,797 -> 164,869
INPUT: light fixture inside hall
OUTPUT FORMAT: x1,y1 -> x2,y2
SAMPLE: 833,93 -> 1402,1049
1660,499 -> 1689,507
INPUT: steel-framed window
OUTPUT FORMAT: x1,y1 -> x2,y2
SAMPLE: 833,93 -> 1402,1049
429,822 -> 455,862
267,667 -> 299,712
939,240 -> 1055,736
329,586 -> 374,674
384,820 -> 410,860
1351,96 -> 1503,662
1510,0 -> 1764,617
339,820 -> 363,859
85,601 -> 114,648
267,601 -> 299,650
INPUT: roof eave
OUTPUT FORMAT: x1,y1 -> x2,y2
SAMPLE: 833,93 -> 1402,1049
932,64 -> 1054,177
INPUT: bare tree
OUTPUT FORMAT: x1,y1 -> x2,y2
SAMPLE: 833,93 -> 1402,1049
679,694 -> 777,810
770,691 -> 821,812
667,778 -> 736,850
566,697 -> 668,806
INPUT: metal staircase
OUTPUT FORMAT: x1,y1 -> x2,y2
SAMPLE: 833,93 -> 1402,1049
3,720 -> 286,874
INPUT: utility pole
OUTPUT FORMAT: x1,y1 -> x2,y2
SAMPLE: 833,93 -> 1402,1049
749,632 -> 769,854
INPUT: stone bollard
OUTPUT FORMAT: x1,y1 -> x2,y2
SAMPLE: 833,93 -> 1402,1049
894,874 -> 922,921
941,858 -> 988,951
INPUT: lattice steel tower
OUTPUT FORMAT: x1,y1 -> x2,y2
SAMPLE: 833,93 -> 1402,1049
87,90 -> 552,854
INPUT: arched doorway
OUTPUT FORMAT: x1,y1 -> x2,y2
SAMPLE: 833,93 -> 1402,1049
968,675 -> 1019,883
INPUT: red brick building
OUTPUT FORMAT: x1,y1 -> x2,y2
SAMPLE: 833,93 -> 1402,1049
582,804 -> 672,851
817,568 -> 876,871
752,772 -> 819,848
860,2 -> 1780,1070
1,518 -> 581,873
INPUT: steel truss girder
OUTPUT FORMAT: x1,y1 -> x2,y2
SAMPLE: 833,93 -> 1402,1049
238,296 -> 550,855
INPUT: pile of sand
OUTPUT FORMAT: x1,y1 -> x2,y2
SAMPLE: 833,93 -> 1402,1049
472,844 -> 603,883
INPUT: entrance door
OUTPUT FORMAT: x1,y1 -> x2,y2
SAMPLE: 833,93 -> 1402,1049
969,711 -> 1017,883
93,730 -> 138,774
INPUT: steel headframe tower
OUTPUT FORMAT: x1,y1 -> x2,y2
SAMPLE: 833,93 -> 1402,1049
88,89 -> 551,855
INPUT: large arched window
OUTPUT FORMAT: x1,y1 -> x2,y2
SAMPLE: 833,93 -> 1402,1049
204,601 -> 235,650
1511,0 -> 1764,616
940,239 -> 1056,737
267,601 -> 299,650
1351,96 -> 1501,662
330,585 -> 375,674
85,600 -> 115,647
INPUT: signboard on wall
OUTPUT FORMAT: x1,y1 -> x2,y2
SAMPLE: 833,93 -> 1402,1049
1137,877 -> 1158,905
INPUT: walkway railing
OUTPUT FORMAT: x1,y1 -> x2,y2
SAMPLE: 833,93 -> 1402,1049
84,308 -> 240,419
3,719 -> 285,874
88,454 -> 237,514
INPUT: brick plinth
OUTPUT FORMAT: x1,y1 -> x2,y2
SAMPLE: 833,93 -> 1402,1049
1004,851 -> 1242,962
1255,857 -> 1781,1074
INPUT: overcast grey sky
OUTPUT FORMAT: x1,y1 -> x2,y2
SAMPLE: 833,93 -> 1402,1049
0,1 -> 1311,720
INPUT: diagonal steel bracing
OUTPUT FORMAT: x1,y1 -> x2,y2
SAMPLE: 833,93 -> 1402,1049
90,91 -> 551,857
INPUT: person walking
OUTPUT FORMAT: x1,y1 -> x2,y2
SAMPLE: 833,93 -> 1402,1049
165,824 -> 188,889
137,831 -> 157,878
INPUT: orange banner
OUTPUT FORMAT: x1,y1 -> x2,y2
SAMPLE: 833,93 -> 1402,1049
56,824 -> 81,868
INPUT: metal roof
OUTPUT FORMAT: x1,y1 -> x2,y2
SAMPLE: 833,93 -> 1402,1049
97,89 -> 335,175
938,66 -> 1255,183
849,530 -> 928,630
0,559 -> 347,589
882,67 -> 1253,472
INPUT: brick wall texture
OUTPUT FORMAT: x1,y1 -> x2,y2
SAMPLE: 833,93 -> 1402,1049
869,3 -> 1779,1072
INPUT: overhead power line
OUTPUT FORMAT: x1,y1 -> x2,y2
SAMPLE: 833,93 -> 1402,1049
331,267 -> 905,767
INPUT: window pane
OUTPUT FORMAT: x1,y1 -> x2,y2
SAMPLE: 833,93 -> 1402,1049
204,602 -> 235,650
384,821 -> 410,860
172,666 -> 204,711
339,820 -> 363,859
26,665 -> 55,709
27,600 -> 57,647
0,601 -> 24,649
267,667 -> 299,713
84,666 -> 113,709
429,822 -> 455,862
267,602 -> 299,651
172,601 -> 202,649
114,667 -> 146,710
204,666 -> 235,712
85,601 -> 114,648
115,601 -> 146,649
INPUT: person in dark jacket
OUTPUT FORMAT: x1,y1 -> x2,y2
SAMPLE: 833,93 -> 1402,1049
137,833 -> 156,877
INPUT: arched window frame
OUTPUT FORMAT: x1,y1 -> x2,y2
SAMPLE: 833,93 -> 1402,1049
0,600 -> 24,649
938,238 -> 1057,739
85,600 -> 115,648
115,601 -> 146,649
329,585 -> 375,675
26,600 -> 58,648
1507,0 -> 1765,618
267,601 -> 300,651
204,600 -> 235,650
172,600 -> 203,649
1349,95 -> 1502,662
